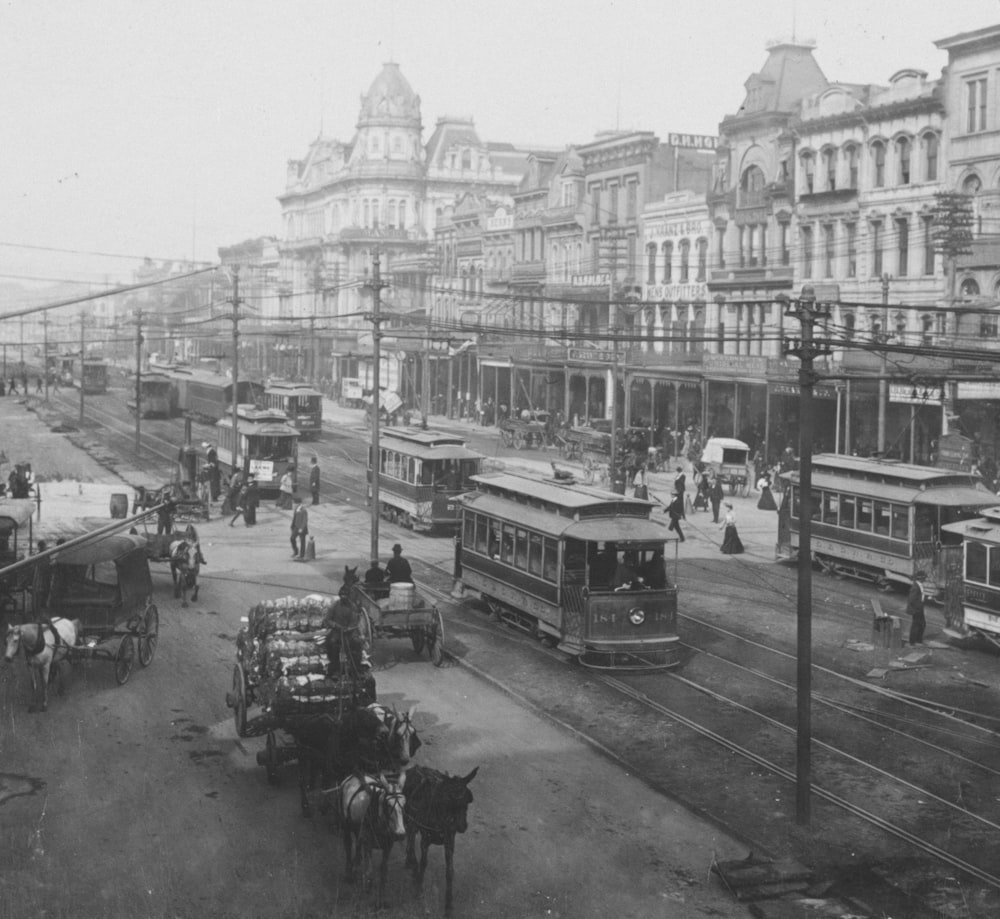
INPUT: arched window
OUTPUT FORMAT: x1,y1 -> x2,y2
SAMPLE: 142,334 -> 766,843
800,153 -> 815,194
661,241 -> 673,283
846,145 -> 859,189
646,243 -> 658,284
896,137 -> 911,185
696,238 -> 708,282
924,134 -> 939,181
894,312 -> 907,339
872,142 -> 886,188
822,148 -> 837,191
739,165 -> 766,206
960,278 -> 981,299
964,174 -> 983,234
921,314 -> 935,345
679,240 -> 691,283
843,313 -> 856,341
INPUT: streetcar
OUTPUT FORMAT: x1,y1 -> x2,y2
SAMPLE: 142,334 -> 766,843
164,367 -> 264,423
126,372 -> 175,418
457,470 -> 680,669
369,427 -> 484,532
940,507 -> 1000,647
262,381 -> 323,439
214,406 -> 300,493
777,453 -> 996,599
63,357 -> 109,394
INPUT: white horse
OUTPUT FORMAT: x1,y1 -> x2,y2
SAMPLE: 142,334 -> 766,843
4,618 -> 81,712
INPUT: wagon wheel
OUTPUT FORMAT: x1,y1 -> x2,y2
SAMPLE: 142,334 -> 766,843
114,635 -> 135,685
359,608 -> 374,650
427,608 -> 445,667
410,627 -> 425,655
500,429 -> 513,448
263,731 -> 281,785
231,663 -> 248,738
513,431 -> 526,450
138,603 -> 159,667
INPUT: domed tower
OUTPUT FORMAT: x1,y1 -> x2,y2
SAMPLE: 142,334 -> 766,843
351,61 -> 424,167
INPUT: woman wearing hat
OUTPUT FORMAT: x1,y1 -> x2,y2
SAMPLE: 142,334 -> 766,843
719,502 -> 744,555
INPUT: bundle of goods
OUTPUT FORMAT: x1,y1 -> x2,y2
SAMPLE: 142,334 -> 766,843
238,595 -> 358,714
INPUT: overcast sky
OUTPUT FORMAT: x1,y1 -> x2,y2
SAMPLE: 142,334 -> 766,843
2,0 -> 998,293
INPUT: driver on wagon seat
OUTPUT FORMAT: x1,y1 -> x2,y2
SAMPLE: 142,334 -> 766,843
320,600 -> 375,704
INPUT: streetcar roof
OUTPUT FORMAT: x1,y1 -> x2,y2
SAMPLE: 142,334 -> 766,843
382,442 -> 482,461
941,510 -> 1000,541
380,427 -> 467,447
265,381 -> 321,397
913,486 -> 998,507
468,471 -> 651,511
810,453 -> 982,484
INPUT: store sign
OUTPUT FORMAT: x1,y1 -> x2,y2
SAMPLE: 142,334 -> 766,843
957,381 -> 1000,400
644,282 -> 708,301
572,273 -> 611,287
645,219 -> 711,239
249,460 -> 274,480
703,354 -> 768,374
568,348 -> 615,363
890,384 -> 943,405
770,382 -> 837,399
667,133 -> 718,149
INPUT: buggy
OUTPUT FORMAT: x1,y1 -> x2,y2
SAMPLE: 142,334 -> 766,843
350,582 -> 445,666
499,410 -> 550,450
700,437 -> 751,496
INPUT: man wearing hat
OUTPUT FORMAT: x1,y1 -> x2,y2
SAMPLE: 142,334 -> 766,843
386,543 -> 412,584
907,571 -> 927,645
290,496 -> 309,560
364,557 -> 389,599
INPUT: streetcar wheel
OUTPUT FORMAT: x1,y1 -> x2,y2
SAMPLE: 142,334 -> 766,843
428,609 -> 445,667
138,603 -> 159,667
410,630 -> 426,655
114,635 -> 135,685
232,663 -> 248,738
264,731 -> 280,785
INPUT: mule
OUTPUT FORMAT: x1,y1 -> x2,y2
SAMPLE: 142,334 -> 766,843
4,618 -> 81,712
170,525 -> 204,608
370,703 -> 422,767
339,770 -> 408,907
404,765 -> 479,916
338,565 -> 359,600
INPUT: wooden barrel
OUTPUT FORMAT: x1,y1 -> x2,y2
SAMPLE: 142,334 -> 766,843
110,493 -> 128,519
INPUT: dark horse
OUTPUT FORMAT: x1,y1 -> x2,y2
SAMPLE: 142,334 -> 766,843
404,765 -> 479,915
169,524 -> 204,608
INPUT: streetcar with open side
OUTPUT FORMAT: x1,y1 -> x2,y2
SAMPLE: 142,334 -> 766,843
457,470 -> 680,669
214,406 -> 300,494
368,427 -> 484,532
262,381 -> 323,439
777,453 -> 996,599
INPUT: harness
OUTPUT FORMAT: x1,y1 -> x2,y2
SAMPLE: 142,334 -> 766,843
24,619 -> 66,657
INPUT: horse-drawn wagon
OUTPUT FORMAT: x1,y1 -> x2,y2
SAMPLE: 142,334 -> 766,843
51,533 -> 158,685
700,437 -> 751,496
350,580 -> 445,666
499,411 -> 550,450
138,523 -> 204,607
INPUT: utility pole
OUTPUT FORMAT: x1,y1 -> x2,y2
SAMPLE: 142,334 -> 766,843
876,273 -> 890,455
134,310 -> 143,453
79,312 -> 86,423
603,228 -> 624,492
43,312 -> 49,401
365,253 -> 388,564
780,285 -> 831,826
230,266 -> 242,475
421,305 -> 431,429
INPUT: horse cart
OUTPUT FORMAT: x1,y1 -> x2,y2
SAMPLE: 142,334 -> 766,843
700,437 -> 751,496
50,533 -> 159,685
499,413 -> 549,451
225,594 -> 375,784
350,581 -> 445,667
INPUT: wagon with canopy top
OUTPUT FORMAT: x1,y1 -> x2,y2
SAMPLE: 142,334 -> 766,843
700,437 -> 751,495
0,500 -> 36,621
49,533 -> 159,685
349,581 -> 445,666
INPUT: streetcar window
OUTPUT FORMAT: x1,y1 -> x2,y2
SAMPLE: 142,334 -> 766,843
475,515 -> 489,554
810,490 -> 822,521
873,501 -> 891,536
914,507 -> 934,542
407,457 -> 416,484
791,485 -> 800,519
463,514 -> 475,548
891,505 -> 909,540
967,541 -> 988,583
515,529 -> 529,569
856,498 -> 873,532
421,461 -> 433,485
500,525 -> 515,564
822,492 -> 839,523
990,545 -> 1000,588
487,521 -> 500,559
528,533 -> 543,576
543,538 -> 559,581
839,496 -> 856,529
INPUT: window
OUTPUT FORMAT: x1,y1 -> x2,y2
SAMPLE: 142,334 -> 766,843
871,220 -> 883,276
856,499 -> 873,532
679,240 -> 690,282
846,223 -> 857,278
591,186 -> 601,224
662,241 -> 673,283
626,183 -> 637,219
646,243 -> 657,284
823,148 -> 836,191
966,77 -> 988,133
872,142 -> 886,188
925,134 -> 938,181
839,496 -> 856,529
739,165 -> 765,207
897,137 -> 911,185
528,533 -> 543,576
715,227 -> 725,269
922,216 -> 935,275
696,238 -> 708,282
780,223 -> 790,266
873,501 -> 891,536
847,146 -> 859,189
801,226 -> 813,279
980,312 -> 998,338
921,314 -> 935,345
844,313 -> 856,340
969,541 -> 990,582
608,184 -> 619,223
802,153 -> 815,194
823,225 -> 835,278
961,278 -> 981,299
891,505 -> 909,541
896,217 -> 909,277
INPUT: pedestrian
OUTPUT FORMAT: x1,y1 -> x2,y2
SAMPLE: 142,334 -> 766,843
720,502 -> 744,555
35,376 -> 42,393
290,496 -> 308,559
665,493 -> 686,542
632,465 -> 648,501
709,476 -> 724,524
205,444 -> 221,500
198,462 -> 212,515
756,471 -> 777,511
673,466 -> 686,501
907,571 -> 927,645
243,476 -> 259,526
386,543 -> 413,583
309,455 -> 320,506
229,481 -> 249,527
156,489 -> 176,536
277,468 -> 294,509
0,379 -> 5,397
8,378 -> 16,395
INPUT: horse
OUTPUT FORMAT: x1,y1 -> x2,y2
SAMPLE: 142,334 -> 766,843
338,565 -> 359,600
404,765 -> 479,916
371,703 -> 422,766
169,525 -> 204,608
4,618 -> 81,712
339,769 -> 409,907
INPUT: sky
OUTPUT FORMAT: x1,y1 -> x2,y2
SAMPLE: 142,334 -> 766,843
1,0 -> 999,297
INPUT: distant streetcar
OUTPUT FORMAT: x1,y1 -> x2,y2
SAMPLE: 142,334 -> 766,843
777,453 -> 995,598
369,427 -> 484,532
940,507 -> 1000,647
458,470 -> 680,669
214,406 -> 299,493
262,381 -> 323,439
61,357 -> 109,394
126,372 -> 174,418
164,368 -> 264,423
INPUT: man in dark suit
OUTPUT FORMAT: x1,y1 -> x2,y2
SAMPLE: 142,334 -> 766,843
309,456 -> 321,505
290,497 -> 309,560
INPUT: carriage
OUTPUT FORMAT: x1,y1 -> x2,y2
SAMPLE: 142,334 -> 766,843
349,581 -> 445,666
699,437 -> 751,495
498,411 -> 550,450
0,500 -> 36,621
50,533 -> 159,685
225,594 -> 375,784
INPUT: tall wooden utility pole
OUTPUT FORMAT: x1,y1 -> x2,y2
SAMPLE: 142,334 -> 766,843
366,253 -> 388,563
79,312 -> 87,424
876,273 -> 890,454
134,310 -> 143,453
230,266 -> 242,475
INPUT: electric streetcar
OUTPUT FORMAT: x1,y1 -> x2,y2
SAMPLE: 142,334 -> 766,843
262,381 -> 323,439
214,406 -> 300,494
457,470 -> 680,669
940,507 -> 1000,648
777,453 -> 996,599
369,428 -> 484,532
164,367 -> 264,423
126,372 -> 175,418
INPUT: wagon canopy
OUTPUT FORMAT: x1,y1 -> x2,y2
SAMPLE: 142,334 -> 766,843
52,534 -> 153,608
0,499 -> 36,530
701,438 -> 750,465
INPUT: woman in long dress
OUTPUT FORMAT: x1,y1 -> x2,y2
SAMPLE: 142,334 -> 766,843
720,502 -> 744,555
756,472 -> 777,511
